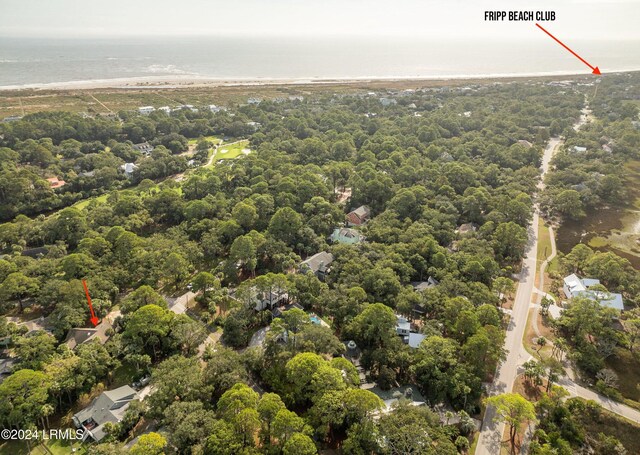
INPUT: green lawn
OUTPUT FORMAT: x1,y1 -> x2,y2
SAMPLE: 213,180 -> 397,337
206,140 -> 250,167
110,363 -> 138,388
0,438 -> 87,455
46,438 -> 87,455
188,135 -> 221,145
73,193 -> 108,211
537,218 -> 552,266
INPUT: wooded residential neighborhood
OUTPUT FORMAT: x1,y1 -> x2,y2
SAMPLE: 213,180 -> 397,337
1,71 -> 640,455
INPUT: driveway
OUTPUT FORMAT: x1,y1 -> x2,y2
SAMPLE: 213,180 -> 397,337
249,327 -> 269,348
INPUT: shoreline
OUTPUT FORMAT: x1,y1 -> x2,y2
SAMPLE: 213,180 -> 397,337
3,68 -> 640,92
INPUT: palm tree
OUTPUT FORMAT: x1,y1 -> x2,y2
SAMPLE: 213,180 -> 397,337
40,403 -> 54,429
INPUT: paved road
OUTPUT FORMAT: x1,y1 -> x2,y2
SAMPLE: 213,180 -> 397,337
476,105 -> 640,453
559,377 -> 640,423
476,137 -> 561,455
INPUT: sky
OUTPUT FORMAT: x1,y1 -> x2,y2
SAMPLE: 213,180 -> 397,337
0,0 -> 638,40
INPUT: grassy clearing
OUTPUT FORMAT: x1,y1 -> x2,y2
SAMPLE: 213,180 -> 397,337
523,308 -> 556,360
73,193 -> 108,210
587,236 -> 608,248
205,140 -> 250,168
46,439 -> 87,455
605,347 -> 640,403
0,439 -> 86,455
576,398 -> 640,454
537,218 -> 552,267
110,363 -> 138,388
188,135 -> 220,145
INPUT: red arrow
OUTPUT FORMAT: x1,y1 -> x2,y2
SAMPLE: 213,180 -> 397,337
82,279 -> 100,327
536,23 -> 601,75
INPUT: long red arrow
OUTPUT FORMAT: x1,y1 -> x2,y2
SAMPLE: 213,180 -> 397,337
536,23 -> 601,75
82,279 -> 100,327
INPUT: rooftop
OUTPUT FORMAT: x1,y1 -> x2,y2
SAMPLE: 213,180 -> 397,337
64,328 -> 98,350
300,251 -> 334,274
73,385 -> 138,442
563,274 -> 624,310
349,205 -> 371,218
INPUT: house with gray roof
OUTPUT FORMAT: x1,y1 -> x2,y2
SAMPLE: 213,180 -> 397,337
73,385 -> 138,442
0,358 -> 17,383
411,276 -> 439,292
407,333 -> 426,349
299,251 -> 334,281
133,142 -> 154,155
64,328 -> 99,350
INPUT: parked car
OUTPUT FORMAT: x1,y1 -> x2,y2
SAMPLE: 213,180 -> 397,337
132,375 -> 151,389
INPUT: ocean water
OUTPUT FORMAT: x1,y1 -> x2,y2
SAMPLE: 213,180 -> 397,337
0,36 -> 639,88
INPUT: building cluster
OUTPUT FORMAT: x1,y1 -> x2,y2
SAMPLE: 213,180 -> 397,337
138,104 -> 225,115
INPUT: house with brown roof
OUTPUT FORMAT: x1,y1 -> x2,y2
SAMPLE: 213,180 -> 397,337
456,223 -> 478,236
346,205 -> 371,226
46,177 -> 66,189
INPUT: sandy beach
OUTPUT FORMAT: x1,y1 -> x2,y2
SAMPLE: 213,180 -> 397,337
0,69 -> 636,119
3,68 -> 638,92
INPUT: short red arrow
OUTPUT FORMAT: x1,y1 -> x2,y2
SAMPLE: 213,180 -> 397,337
536,23 -> 601,75
82,279 -> 100,327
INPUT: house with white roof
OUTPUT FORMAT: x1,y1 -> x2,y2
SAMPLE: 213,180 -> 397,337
379,97 -> 397,106
138,106 -> 155,115
396,316 -> 411,337
562,273 -> 624,311
120,162 -> 138,178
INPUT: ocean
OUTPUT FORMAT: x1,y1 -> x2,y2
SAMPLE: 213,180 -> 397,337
1,36 -> 639,88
